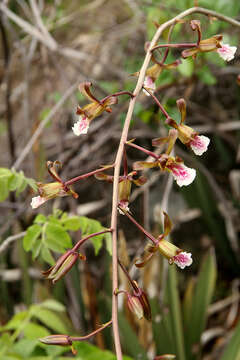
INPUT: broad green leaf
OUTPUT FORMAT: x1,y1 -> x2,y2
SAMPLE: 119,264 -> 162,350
178,58 -> 194,77
41,299 -> 65,312
61,216 -> 82,231
40,245 -> 55,265
220,320 -> 240,360
4,311 -> 29,330
34,214 -> 47,224
45,223 -> 72,252
197,66 -> 217,85
23,225 -> 42,252
72,341 -> 133,360
0,174 -> 10,201
12,339 -> 38,357
32,308 -> 68,333
23,322 -> 50,339
78,216 -> 89,233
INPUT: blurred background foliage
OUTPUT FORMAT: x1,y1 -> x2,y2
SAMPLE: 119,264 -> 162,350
0,0 -> 240,359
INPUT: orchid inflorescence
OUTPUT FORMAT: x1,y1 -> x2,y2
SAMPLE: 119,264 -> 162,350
30,17 -> 237,357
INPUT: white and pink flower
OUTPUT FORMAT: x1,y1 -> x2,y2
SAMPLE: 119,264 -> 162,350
168,163 -> 196,187
31,196 -> 48,209
143,76 -> 156,96
173,251 -> 193,269
217,43 -> 237,62
72,115 -> 89,136
190,135 -> 210,156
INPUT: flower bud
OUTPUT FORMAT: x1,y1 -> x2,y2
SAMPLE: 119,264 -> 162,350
42,250 -> 80,283
39,334 -> 72,346
127,294 -> 144,320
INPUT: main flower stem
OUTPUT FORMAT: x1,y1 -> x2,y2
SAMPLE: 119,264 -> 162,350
109,6 -> 240,360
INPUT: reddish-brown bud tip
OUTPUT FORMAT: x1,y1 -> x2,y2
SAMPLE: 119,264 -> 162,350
39,334 -> 72,346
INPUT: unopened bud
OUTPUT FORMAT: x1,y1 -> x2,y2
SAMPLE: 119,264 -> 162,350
42,250 -> 80,283
127,294 -> 144,320
39,334 -> 72,346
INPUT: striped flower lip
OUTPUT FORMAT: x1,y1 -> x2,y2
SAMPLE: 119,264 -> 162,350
172,251 -> 193,269
217,43 -> 237,62
31,195 -> 48,209
190,135 -> 210,156
168,163 -> 196,187
72,115 -> 89,136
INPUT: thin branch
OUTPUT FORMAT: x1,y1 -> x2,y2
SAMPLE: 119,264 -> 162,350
0,232 -> 26,254
13,82 -> 78,170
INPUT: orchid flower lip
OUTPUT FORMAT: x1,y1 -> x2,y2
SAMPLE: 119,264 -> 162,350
72,115 -> 89,136
190,135 -> 210,156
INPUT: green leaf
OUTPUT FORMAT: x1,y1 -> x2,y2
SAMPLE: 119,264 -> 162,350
72,341 -> 133,360
61,216 -> 82,231
78,216 -> 89,233
32,308 -> 68,334
40,299 -> 65,312
197,66 -> 217,85
166,264 -> 186,360
178,58 -> 194,77
185,249 -> 217,360
23,224 -> 42,252
12,339 -> 38,357
220,320 -> 240,360
34,214 -> 47,224
41,245 -> 55,265
23,322 -> 50,339
3,311 -> 29,330
45,223 -> 72,253
105,232 -> 112,256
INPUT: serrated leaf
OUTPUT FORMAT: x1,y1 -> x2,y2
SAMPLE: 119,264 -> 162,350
45,223 -> 72,253
61,216 -> 82,231
23,224 -> 42,252
32,308 -> 68,333
78,216 -> 89,233
41,245 -> 55,265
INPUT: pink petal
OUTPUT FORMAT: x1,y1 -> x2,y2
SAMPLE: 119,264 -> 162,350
169,163 -> 196,187
173,251 -> 193,269
31,196 -> 48,209
217,43 -> 237,62
190,135 -> 210,156
72,116 -> 89,136
143,76 -> 156,96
